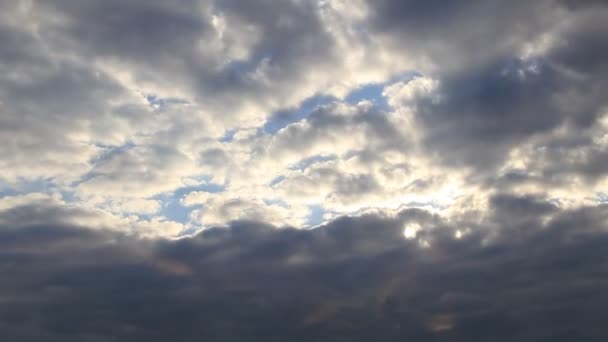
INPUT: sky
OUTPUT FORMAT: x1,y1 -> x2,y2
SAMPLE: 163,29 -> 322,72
1,0 -> 608,340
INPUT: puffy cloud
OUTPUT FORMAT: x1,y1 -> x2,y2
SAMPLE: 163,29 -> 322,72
362,0 -> 562,73
184,192 -> 309,228
78,144 -> 197,198
0,193 -> 182,237
2,0 -> 605,231
374,3 -> 608,212
29,0 -> 408,130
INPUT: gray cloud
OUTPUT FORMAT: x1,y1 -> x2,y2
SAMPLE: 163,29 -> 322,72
397,7 -> 608,177
1,195 -> 608,340
34,0 -> 341,125
363,1 -> 608,189
364,0 -> 559,72
41,0 -> 210,61
269,102 -> 406,157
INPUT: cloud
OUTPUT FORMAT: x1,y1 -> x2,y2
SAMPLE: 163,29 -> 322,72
1,0 -> 604,231
0,193 -> 183,237
30,0 -> 405,129
373,3 -> 608,211
2,1 -> 608,338
78,144 -> 197,197
186,194 -> 309,228
1,194 -> 607,340
363,0 -> 562,72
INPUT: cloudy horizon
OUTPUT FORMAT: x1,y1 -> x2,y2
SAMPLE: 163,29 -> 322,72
1,0 -> 608,340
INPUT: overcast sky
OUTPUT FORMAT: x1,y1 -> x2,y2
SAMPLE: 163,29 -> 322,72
1,0 -> 608,340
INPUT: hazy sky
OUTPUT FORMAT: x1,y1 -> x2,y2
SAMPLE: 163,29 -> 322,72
1,0 -> 608,340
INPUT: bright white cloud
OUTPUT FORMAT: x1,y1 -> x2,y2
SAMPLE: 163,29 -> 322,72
0,0 -> 606,237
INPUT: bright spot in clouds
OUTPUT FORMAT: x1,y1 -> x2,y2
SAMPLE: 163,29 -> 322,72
454,229 -> 463,239
403,222 -> 421,239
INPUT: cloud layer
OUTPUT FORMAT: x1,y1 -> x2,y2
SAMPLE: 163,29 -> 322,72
1,195 -> 608,340
1,0 -> 608,339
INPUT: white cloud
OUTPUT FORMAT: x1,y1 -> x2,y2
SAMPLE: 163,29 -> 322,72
0,0 -> 606,236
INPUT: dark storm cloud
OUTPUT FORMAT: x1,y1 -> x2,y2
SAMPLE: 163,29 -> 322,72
396,4 -> 608,175
364,0 -> 558,72
1,196 -> 608,341
413,58 -> 588,168
0,22 -> 44,67
213,0 -> 334,68
34,0 -> 338,120
488,132 -> 608,191
363,0 -> 608,185
42,0 -> 209,60
549,10 -> 608,75
560,0 -> 608,10
40,0 -> 332,69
